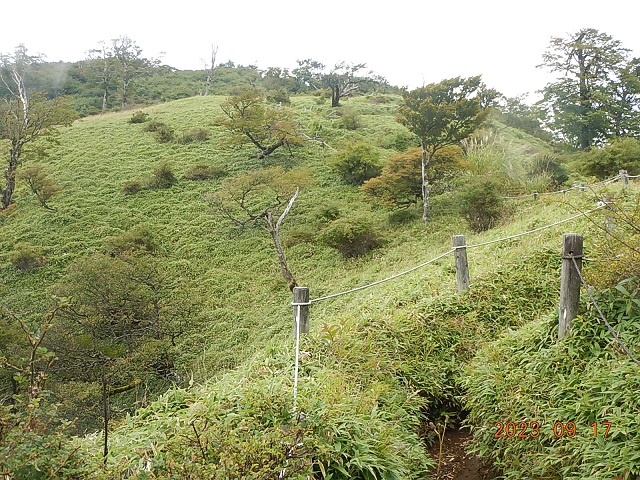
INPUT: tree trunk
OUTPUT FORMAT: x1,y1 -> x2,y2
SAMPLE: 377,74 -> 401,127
102,88 -> 108,112
257,139 -> 286,159
331,86 -> 340,107
102,375 -> 109,461
420,141 -> 431,223
263,189 -> 299,288
268,225 -> 296,285
2,148 -> 19,210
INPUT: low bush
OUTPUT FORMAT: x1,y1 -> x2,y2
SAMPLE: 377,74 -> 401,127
144,120 -> 175,143
128,110 -> 150,124
388,207 -> 420,226
8,243 -> 47,271
184,164 -> 226,181
331,142 -> 382,186
320,216 -> 382,258
178,128 -> 210,144
104,224 -> 158,256
122,179 -> 144,194
459,179 -> 504,232
148,161 -> 178,189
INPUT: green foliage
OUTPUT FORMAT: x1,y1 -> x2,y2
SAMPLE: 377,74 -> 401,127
128,110 -> 150,124
331,142 -> 382,186
464,277 -> 640,479
219,87 -> 304,159
154,123 -> 176,143
8,243 -> 46,271
148,161 -> 178,189
122,179 -> 144,194
398,76 -> 488,220
459,179 -> 505,232
103,224 -> 158,256
319,215 -> 382,258
581,137 -> 640,178
387,208 -> 420,226
361,146 -> 468,207
337,107 -> 361,130
178,127 -> 210,144
538,28 -> 640,148
528,153 -> 569,188
18,164 -> 63,209
183,164 -> 227,181
0,393 -> 92,479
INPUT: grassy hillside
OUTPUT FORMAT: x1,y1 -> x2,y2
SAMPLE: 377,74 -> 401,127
1,93 -> 639,479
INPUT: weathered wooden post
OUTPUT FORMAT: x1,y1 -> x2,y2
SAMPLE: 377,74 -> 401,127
533,191 -> 539,201
619,169 -> 629,186
579,184 -> 585,193
453,235 -> 470,293
558,234 -> 583,339
292,286 -> 310,337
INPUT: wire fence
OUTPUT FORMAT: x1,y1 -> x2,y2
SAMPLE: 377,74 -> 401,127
501,173 -> 624,200
570,256 -> 640,367
310,205 -> 607,304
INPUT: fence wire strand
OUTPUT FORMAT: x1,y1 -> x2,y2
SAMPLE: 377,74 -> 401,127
570,256 -> 640,368
310,205 -> 606,304
501,175 -> 621,200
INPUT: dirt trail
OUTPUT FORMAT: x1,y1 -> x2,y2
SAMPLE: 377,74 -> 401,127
427,429 -> 498,480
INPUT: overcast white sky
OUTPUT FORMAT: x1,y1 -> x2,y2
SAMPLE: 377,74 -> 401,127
2,0 -> 638,100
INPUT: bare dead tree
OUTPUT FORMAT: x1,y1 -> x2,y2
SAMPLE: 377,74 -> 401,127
203,44 -> 218,96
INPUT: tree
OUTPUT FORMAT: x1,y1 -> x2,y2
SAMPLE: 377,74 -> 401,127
86,41 -> 117,112
361,146 -> 468,208
398,77 -> 487,222
293,60 -> 376,107
203,44 -> 218,96
538,28 -> 640,148
19,164 -> 62,209
206,166 -> 309,289
219,88 -> 303,159
51,244 -> 189,457
0,46 -> 75,210
111,36 -> 159,108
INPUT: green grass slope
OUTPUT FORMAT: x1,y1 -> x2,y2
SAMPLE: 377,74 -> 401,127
1,93 -> 638,479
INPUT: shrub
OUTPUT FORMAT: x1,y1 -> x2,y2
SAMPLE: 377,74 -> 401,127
8,243 -> 46,271
581,137 -> 640,178
148,161 -> 178,189
104,224 -> 158,256
18,164 -> 62,209
155,124 -> 176,143
144,120 -> 175,143
122,179 -> 144,194
388,208 -> 420,226
337,107 -> 361,130
184,164 -> 227,181
320,216 -> 382,258
128,110 -> 150,124
529,154 -> 568,188
178,128 -> 210,144
331,142 -> 382,186
361,146 -> 467,207
459,180 -> 504,232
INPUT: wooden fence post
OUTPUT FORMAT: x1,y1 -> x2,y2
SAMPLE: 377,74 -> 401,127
558,233 -> 583,339
533,191 -> 539,201
619,169 -> 629,186
453,235 -> 470,293
292,286 -> 310,338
